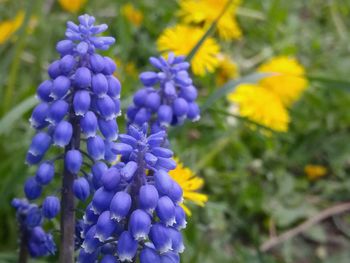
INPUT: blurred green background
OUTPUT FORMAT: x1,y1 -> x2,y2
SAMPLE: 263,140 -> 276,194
1,0 -> 350,262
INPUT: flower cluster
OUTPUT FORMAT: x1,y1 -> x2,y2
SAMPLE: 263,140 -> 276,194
127,53 -> 200,131
79,124 -> 187,262
16,14 -> 121,256
11,198 -> 56,257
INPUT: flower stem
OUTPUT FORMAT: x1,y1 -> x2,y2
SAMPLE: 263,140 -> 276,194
59,113 -> 80,263
18,230 -> 28,263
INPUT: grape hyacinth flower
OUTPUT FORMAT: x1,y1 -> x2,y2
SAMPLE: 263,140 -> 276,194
127,53 -> 200,131
14,14 -> 121,261
79,124 -> 186,262
12,198 -> 56,257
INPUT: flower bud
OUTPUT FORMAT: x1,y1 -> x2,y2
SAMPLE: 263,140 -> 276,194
139,185 -> 159,212
112,142 -> 133,156
59,54 -> 76,75
87,135 -> 105,160
187,102 -> 200,121
120,161 -> 138,181
30,103 -> 49,129
102,57 -> 116,75
56,40 -> 74,56
53,121 -> 73,147
158,105 -> 173,125
173,98 -> 188,117
75,67 -> 91,88
48,60 -> 61,79
110,191 -> 131,221
37,80 -> 53,102
168,181 -> 183,204
151,147 -> 173,158
65,150 -> 82,174
174,206 -> 186,230
92,187 -> 115,214
81,226 -> 102,253
129,209 -> 151,240
101,167 -> 121,191
156,157 -> 177,171
117,231 -> 138,262
29,132 -> 51,157
140,71 -> 159,86
107,76 -> 121,99
35,162 -> 54,185
140,247 -> 160,263
74,90 -> 91,116
90,53 -> 105,73
26,152 -> 43,165
26,205 -> 42,227
46,100 -> 69,124
134,108 -> 151,126
156,196 -> 176,226
97,95 -> 116,120
149,223 -> 172,253
51,76 -> 70,99
155,170 -> 173,196
133,89 -> 148,107
91,161 -> 108,189
92,73 -> 108,98
80,111 -> 98,137
98,118 -> 118,141
73,177 -> 90,201
42,196 -> 60,219
95,210 -> 117,242
164,81 -> 176,97
24,177 -> 42,200
180,85 -> 197,102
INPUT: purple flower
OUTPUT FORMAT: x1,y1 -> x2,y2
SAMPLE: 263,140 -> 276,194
117,231 -> 138,262
24,177 -> 42,200
65,150 -> 82,174
42,196 -> 60,219
35,162 -> 54,185
53,121 -> 73,147
73,177 -> 90,201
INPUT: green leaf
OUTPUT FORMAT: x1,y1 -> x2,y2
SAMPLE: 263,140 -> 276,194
0,96 -> 37,135
200,73 -> 269,112
307,74 -> 350,91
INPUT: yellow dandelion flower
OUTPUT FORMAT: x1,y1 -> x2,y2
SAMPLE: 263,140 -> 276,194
157,24 -> 220,76
0,11 -> 25,45
304,164 -> 327,181
121,3 -> 144,27
59,0 -> 86,13
216,53 -> 239,85
258,56 -> 308,107
178,0 -> 242,40
228,84 -> 290,132
169,159 -> 208,216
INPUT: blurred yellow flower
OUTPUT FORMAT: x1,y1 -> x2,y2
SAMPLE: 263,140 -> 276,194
304,165 -> 327,181
0,11 -> 24,45
169,158 -> 208,216
157,24 -> 220,76
216,54 -> 238,85
258,56 -> 308,107
121,3 -> 143,27
178,0 -> 242,40
59,0 -> 86,13
228,84 -> 290,132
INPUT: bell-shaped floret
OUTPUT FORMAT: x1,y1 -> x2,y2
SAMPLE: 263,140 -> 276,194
140,247 -> 160,263
53,121 -> 73,147
90,53 -> 105,73
24,177 -> 42,200
139,184 -> 159,212
168,228 -> 184,253
174,206 -> 186,230
42,196 -> 60,219
98,118 -> 118,141
120,161 -> 138,181
73,177 -> 90,201
91,187 -> 115,214
129,209 -> 151,240
117,231 -> 138,262
51,76 -> 71,99
74,90 -> 91,116
28,132 -> 52,157
158,105 -> 173,126
149,223 -> 172,253
74,67 -> 91,88
110,191 -> 132,222
46,100 -> 69,124
80,111 -> 98,138
92,73 -> 108,98
95,210 -> 117,242
156,196 -> 176,226
37,80 -> 52,102
101,167 -> 121,191
65,150 -> 82,174
91,161 -> 108,189
30,103 -> 49,129
35,162 -> 54,185
87,135 -> 105,160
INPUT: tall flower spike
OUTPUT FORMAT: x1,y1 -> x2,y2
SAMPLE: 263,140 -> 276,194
13,14 -> 121,261
127,53 -> 200,131
79,124 -> 186,263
